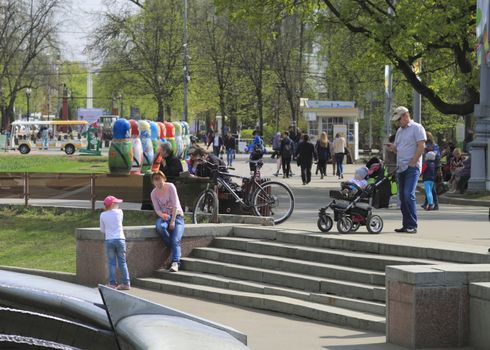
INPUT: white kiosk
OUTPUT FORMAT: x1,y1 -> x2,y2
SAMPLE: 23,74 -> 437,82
301,99 -> 362,161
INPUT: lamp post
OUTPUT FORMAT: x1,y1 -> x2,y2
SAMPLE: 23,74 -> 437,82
118,94 -> 123,118
25,88 -> 32,122
182,0 -> 189,122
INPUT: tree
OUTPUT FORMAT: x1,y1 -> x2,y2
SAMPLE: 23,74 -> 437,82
193,1 -> 238,134
88,0 -> 183,121
320,0 -> 477,116
0,0 -> 60,130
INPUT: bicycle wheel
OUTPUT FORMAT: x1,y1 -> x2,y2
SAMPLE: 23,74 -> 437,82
192,190 -> 218,224
251,181 -> 294,225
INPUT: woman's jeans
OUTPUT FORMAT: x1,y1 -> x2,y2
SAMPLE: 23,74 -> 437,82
397,166 -> 420,229
423,180 -> 434,206
105,239 -> 130,286
335,153 -> 344,176
226,148 -> 234,166
156,215 -> 185,263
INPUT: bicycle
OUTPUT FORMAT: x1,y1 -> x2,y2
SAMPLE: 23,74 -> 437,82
192,159 -> 295,225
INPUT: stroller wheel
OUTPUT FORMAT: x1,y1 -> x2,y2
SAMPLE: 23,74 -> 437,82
317,214 -> 333,232
367,215 -> 383,234
337,216 -> 353,234
351,222 -> 360,232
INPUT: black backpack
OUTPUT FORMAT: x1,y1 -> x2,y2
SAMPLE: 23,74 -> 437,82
251,142 -> 264,160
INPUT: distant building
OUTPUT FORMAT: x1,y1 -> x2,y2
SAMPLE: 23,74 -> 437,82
301,99 -> 362,161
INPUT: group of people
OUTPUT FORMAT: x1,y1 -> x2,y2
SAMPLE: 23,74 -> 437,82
99,108 -> 476,288
101,141 -> 192,290
271,129 -> 349,185
205,130 -> 236,167
386,106 -> 472,234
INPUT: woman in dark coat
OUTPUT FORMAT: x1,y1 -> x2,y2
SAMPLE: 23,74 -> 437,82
315,132 -> 331,179
295,134 -> 316,185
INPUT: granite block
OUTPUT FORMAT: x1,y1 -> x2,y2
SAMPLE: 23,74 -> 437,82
414,286 -> 469,348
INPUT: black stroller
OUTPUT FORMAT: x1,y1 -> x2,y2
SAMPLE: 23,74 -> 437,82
317,160 -> 395,234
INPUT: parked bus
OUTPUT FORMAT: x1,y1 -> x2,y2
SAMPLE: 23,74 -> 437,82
9,120 -> 89,155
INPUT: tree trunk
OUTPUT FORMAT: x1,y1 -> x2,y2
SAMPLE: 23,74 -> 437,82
257,87 -> 264,136
165,105 -> 172,121
219,90 -> 226,135
157,98 -> 165,122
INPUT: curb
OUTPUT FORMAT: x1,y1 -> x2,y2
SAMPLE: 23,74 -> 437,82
0,266 -> 76,283
438,195 -> 490,208
416,184 -> 490,208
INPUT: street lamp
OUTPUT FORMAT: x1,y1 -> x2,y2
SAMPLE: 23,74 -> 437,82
118,94 -> 123,118
25,88 -> 32,121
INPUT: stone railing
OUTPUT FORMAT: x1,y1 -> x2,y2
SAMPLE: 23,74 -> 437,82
386,264 -> 490,349
76,223 -> 238,286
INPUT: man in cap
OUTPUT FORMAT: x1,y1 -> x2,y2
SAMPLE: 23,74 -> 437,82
386,106 -> 427,234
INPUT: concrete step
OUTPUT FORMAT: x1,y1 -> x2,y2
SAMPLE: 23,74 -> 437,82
152,269 -> 386,316
179,257 -> 386,302
232,227 -> 489,264
135,277 -> 386,333
191,247 -> 386,286
212,236 -> 442,272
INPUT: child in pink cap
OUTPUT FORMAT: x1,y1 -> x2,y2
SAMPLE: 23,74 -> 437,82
100,195 -> 130,290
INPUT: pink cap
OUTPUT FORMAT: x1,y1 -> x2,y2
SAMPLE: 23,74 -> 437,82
103,195 -> 123,207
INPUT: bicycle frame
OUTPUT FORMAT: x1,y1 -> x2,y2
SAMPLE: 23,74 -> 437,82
198,159 -> 268,210
207,170 -> 266,210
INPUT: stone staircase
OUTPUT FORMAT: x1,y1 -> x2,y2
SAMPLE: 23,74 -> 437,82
135,227 -> 460,333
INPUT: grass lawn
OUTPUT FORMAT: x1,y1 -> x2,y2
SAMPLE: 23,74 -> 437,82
0,154 -> 108,173
0,206 -> 157,273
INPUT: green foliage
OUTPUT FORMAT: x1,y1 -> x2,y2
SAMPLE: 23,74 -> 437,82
240,129 -> 254,139
0,206 -> 157,272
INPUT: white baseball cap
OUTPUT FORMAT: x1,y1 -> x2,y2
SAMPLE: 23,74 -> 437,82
392,106 -> 409,121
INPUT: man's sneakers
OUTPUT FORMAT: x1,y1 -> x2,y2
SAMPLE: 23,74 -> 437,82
395,227 -> 417,234
169,262 -> 179,272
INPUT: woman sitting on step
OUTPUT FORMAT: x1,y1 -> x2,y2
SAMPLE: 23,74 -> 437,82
151,171 -> 185,272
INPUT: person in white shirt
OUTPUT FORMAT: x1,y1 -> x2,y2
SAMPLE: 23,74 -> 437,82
100,195 -> 130,290
333,133 -> 347,179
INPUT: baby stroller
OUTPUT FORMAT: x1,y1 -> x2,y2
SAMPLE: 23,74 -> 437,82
317,166 -> 395,234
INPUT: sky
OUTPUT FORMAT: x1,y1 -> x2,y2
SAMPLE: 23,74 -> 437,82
57,0 -> 105,63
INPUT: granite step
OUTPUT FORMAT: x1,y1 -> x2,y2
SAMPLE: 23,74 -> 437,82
212,236 -> 444,272
135,277 -> 386,333
152,269 -> 386,316
179,257 -> 386,302
191,246 -> 386,286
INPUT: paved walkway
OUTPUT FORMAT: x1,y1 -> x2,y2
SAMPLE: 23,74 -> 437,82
1,152 -> 487,349
127,288 -> 473,350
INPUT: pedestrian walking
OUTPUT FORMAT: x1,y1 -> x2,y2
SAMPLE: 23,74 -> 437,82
386,106 -> 427,234
422,151 -> 437,210
280,131 -> 293,178
272,132 -> 282,176
224,132 -> 236,167
206,130 -> 223,157
315,132 -> 331,179
329,139 -> 336,176
422,131 -> 440,210
295,134 -> 316,185
100,195 -> 130,290
333,133 -> 347,179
